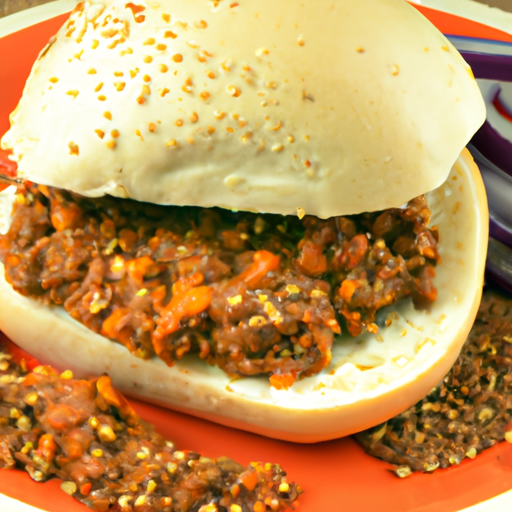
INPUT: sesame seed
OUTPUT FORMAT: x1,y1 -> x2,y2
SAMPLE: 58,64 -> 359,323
356,47 -> 365,53
278,482 -> 290,493
66,90 -> 79,98
241,132 -> 253,143
206,71 -> 216,79
190,112 -> 198,123
134,495 -> 146,507
95,82 -> 104,92
49,77 -> 59,83
68,142 -> 79,156
143,55 -> 153,64
271,144 -> 283,152
172,53 -> 183,63
143,74 -> 151,83
106,140 -> 116,149
118,495 -> 132,508
207,126 -> 216,135
159,64 -> 168,73
159,88 -> 170,97
91,39 -> 99,49
226,85 -> 241,97
165,138 -> 178,147
255,48 -> 269,57
115,82 -> 126,91
162,13 -> 171,23
164,30 -> 177,39
61,482 -> 77,495
156,43 -> 167,51
98,95 -> 107,101
200,91 -> 210,101
114,71 -> 124,77
111,130 -> 120,138
175,119 -> 184,127
104,111 -> 112,120
297,34 -> 305,46
143,38 -> 155,45
390,64 -> 399,76
214,110 -> 225,120
25,393 -> 38,405
142,85 -> 151,95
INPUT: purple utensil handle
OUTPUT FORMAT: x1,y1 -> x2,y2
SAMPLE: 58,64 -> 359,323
460,52 -> 512,82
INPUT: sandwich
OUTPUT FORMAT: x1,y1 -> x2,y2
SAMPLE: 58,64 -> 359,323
0,0 -> 488,442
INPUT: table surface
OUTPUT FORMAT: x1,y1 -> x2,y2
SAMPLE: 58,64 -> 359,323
1,0 -> 511,17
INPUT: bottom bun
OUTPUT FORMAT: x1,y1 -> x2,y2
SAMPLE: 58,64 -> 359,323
0,149 -> 488,443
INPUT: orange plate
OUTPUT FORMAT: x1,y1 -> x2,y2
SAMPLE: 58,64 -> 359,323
1,6 -> 512,512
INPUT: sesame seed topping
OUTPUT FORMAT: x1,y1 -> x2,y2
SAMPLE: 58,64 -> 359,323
114,82 -> 126,91
98,95 -> 107,101
271,144 -> 284,152
156,43 -> 167,51
226,85 -> 241,97
207,126 -> 216,135
91,39 -> 99,49
66,90 -> 79,98
255,48 -> 269,57
142,84 -> 151,95
106,140 -> 116,149
194,20 -> 208,29
143,74 -> 151,83
49,77 -> 59,83
148,123 -> 156,132
111,130 -> 120,138
241,132 -> 253,143
173,53 -> 183,63
135,129 -> 144,140
297,34 -> 305,46
129,68 -> 139,79
164,30 -> 177,39
214,110 -> 225,120
175,119 -> 184,127
159,88 -> 170,97
200,91 -> 210,101
190,112 -> 198,123
95,82 -> 104,92
187,40 -> 199,49
165,138 -> 178,147
162,12 -> 171,22
68,142 -> 79,156
390,64 -> 400,76
226,127 -> 234,133
104,111 -> 112,120
95,129 -> 105,139
143,38 -> 155,45
187,137 -> 195,144
143,55 -> 153,63
206,71 -> 216,79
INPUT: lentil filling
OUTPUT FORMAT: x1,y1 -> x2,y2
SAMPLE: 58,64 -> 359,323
357,289 -> 512,476
0,184 -> 440,387
0,347 -> 301,512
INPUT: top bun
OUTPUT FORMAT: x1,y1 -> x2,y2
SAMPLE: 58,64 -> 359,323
2,0 -> 485,218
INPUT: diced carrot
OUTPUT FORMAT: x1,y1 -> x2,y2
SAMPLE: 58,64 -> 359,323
269,372 -> 297,390
229,250 -> 280,290
100,308 -> 134,350
36,433 -> 57,462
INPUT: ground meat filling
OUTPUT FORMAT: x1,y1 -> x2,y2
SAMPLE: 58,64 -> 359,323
0,184 -> 440,387
0,349 -> 301,511
357,289 -> 512,476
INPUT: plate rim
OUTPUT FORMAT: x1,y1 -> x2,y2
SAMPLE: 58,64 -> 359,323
0,1 -> 511,511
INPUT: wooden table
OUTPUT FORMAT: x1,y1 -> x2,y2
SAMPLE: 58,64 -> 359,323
1,0 -> 511,18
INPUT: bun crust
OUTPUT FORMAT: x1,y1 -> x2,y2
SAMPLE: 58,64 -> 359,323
0,150 -> 488,442
2,0 -> 485,217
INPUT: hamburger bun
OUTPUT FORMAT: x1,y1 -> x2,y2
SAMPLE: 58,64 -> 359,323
0,0 -> 488,442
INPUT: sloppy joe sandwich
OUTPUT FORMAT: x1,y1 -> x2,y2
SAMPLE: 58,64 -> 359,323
0,0 -> 488,442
